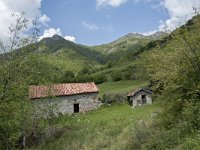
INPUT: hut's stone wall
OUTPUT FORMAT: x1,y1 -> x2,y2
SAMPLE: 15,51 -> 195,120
33,93 -> 100,115
129,91 -> 152,107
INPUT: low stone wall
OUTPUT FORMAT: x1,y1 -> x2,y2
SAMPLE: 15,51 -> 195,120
32,93 -> 100,115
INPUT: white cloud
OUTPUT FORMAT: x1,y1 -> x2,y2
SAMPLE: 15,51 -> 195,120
1,0 -> 42,17
64,36 -> 76,42
82,21 -> 114,32
158,0 -> 200,31
39,28 -> 62,40
96,0 -> 200,33
96,0 -> 128,8
82,22 -> 99,31
39,28 -> 76,42
134,0 -> 200,32
0,0 -> 52,43
96,0 -> 154,8
39,14 -> 50,26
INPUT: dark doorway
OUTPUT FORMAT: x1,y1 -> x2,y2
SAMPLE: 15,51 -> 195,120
142,95 -> 147,104
74,104 -> 79,113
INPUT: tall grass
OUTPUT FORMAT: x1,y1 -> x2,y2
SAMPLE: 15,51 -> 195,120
29,104 -> 156,150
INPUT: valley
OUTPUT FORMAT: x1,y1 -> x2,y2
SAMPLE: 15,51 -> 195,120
1,13 -> 200,150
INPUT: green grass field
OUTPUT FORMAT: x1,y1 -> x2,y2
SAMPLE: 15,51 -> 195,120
31,104 -> 157,150
28,80 -> 152,150
98,80 -> 149,96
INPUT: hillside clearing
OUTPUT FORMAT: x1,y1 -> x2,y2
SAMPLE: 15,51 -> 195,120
97,80 -> 149,96
30,104 -> 157,150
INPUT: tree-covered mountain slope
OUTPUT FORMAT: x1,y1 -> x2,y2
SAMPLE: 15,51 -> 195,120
91,32 -> 167,61
23,31 -> 166,78
21,34 -> 107,76
5,26 -> 168,85
20,31 -> 168,84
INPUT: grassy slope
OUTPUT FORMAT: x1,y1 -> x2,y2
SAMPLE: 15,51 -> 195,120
32,35 -> 105,73
91,36 -> 150,62
38,49 -> 102,73
28,80 -> 151,150
24,33 -> 166,80
98,80 -> 149,96
90,34 -> 168,80
25,16 -> 200,150
91,32 -> 167,61
32,104 -> 157,150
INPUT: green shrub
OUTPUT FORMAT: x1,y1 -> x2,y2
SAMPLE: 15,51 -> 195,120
130,122 -> 150,150
101,93 -> 126,104
144,128 -> 181,150
130,126 -> 181,150
93,74 -> 107,84
111,72 -> 122,81
121,71 -> 132,80
178,134 -> 200,150
60,70 -> 75,83
75,75 -> 94,83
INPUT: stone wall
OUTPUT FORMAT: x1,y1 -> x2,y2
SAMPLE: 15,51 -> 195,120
130,91 -> 152,108
32,93 -> 100,116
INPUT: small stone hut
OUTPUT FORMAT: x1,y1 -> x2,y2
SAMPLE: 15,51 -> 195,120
29,82 -> 100,115
127,88 -> 152,108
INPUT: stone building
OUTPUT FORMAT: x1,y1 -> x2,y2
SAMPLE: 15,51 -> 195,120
127,88 -> 152,108
29,82 -> 100,115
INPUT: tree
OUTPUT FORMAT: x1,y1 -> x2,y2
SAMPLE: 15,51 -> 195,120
137,14 -> 200,130
0,12 -> 40,149
60,70 -> 75,83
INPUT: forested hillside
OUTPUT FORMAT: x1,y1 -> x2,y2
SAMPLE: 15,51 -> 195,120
1,12 -> 200,150
131,14 -> 200,149
13,29 -> 167,85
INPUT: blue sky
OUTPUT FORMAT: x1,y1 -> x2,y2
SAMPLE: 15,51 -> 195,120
40,0 -> 169,45
0,0 -> 200,46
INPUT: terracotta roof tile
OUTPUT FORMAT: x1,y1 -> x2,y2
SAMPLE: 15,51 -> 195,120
29,82 -> 99,99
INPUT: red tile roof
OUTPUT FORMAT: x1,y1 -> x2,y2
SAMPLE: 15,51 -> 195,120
29,82 -> 99,99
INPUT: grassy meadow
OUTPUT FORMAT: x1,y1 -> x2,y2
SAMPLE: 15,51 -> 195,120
27,80 -> 154,150
97,80 -> 148,96
30,104 -> 157,150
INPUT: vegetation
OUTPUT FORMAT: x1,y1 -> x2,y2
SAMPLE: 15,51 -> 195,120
28,104 -> 157,150
12,27 -> 166,85
132,14 -> 200,149
1,9 -> 200,150
0,13 -> 41,149
98,80 -> 148,96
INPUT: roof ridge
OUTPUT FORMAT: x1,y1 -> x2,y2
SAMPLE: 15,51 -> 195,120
29,82 -> 96,87
127,88 -> 152,97
29,82 -> 99,99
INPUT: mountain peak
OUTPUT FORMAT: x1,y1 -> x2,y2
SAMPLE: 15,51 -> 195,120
125,32 -> 144,38
51,34 -> 65,40
41,34 -> 66,44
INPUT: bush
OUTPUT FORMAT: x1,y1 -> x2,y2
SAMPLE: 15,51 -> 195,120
111,72 -> 122,81
77,67 -> 91,76
101,93 -> 127,104
60,70 -> 75,83
144,128 -> 181,150
75,75 -> 94,83
130,124 -> 181,150
130,121 -> 150,150
178,134 -> 200,150
75,73 -> 107,84
93,74 -> 107,84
